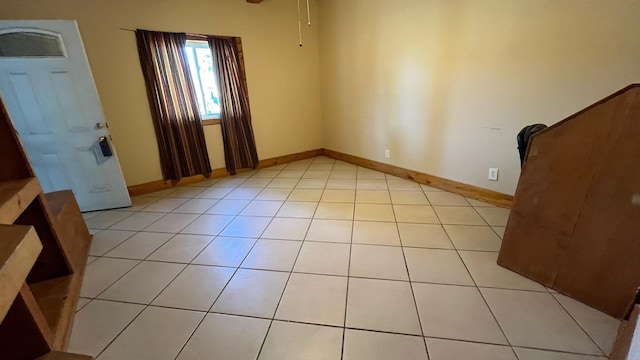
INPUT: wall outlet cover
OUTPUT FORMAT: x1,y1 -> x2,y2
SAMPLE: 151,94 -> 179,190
488,168 -> 499,181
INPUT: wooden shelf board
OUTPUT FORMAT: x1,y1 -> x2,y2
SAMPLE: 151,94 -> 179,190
44,190 -> 92,273
0,224 -> 42,322
29,226 -> 91,350
30,274 -> 77,348
43,191 -> 69,223
56,242 -> 91,350
0,284 -> 55,357
0,177 -> 41,224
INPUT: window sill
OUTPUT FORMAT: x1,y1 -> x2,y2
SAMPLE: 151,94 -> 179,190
202,118 -> 221,126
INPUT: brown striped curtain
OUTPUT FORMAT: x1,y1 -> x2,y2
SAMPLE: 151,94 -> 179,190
136,30 -> 212,180
208,36 -> 259,175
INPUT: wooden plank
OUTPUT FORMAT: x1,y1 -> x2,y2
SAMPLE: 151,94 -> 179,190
17,196 -> 72,284
53,242 -> 91,351
0,98 -> 33,181
55,256 -> 90,350
552,90 -> 640,318
498,95 -> 620,286
28,192 -> 92,350
127,168 -> 228,197
322,149 -> 513,208
258,149 -> 323,168
202,118 -> 221,126
19,284 -> 55,344
0,224 -> 42,322
0,284 -> 54,359
0,177 -> 42,224
29,275 -> 74,346
29,273 -> 89,350
26,263 -> 89,352
31,192 -> 92,349
43,191 -> 92,273
498,85 -> 640,319
36,352 -> 93,360
611,305 -> 640,360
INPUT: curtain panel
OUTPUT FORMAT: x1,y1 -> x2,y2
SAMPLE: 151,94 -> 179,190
135,30 -> 212,180
208,36 -> 259,175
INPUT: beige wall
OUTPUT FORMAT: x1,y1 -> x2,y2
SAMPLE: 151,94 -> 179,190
1,0 -> 323,186
318,0 -> 640,195
3,0 -> 640,195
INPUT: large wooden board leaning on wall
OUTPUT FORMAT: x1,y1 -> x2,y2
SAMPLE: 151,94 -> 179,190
497,84 -> 640,319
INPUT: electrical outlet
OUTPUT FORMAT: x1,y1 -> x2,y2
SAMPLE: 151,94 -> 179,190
488,168 -> 499,181
384,149 -> 391,158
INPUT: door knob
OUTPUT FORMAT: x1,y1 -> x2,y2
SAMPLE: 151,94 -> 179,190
96,122 -> 108,129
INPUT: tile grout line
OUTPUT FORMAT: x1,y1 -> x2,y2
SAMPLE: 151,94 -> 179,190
88,259 -> 146,358
196,165 -> 294,359
75,296 -> 611,358
92,230 -> 210,358
468,282 -> 521,359
87,179 -> 548,344
92,233 -> 508,255
457,205 -> 520,358
87,258 -> 144,301
82,157 -> 604,359
79,267 -> 557,298
172,223 -> 264,359
386,173 -> 431,359
254,158 -> 331,360
548,292 -> 609,356
91,168 -> 270,359
90,229 -> 140,257
145,232 -> 217,264
87,183 -> 548,330
340,166 -> 359,360
173,164 -> 292,360
456,206 -> 519,359
510,344 -> 610,358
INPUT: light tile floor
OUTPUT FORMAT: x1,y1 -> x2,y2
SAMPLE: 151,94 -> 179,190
74,156 -> 620,360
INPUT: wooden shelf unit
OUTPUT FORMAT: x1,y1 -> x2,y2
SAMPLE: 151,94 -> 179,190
0,96 -> 93,359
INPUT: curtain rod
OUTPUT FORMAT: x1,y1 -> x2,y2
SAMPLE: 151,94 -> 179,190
119,27 -> 234,39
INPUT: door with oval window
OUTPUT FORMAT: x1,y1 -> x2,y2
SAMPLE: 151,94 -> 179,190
0,20 -> 130,212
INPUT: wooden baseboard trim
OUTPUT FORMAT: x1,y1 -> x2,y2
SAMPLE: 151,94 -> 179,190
126,169 -> 227,197
127,149 -> 324,196
127,148 -> 512,207
322,149 -> 513,208
257,149 -> 324,168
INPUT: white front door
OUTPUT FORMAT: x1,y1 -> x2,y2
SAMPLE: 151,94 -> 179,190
0,20 -> 130,212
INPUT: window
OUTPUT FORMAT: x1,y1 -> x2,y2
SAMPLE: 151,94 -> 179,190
0,30 -> 66,58
185,40 -> 220,119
